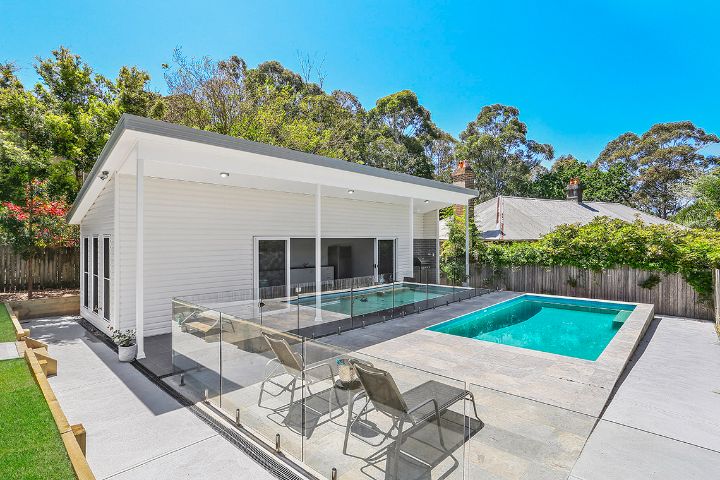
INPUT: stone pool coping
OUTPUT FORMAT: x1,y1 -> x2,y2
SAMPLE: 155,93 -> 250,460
360,292 -> 655,417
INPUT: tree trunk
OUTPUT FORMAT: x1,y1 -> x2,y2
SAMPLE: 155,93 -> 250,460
27,257 -> 34,300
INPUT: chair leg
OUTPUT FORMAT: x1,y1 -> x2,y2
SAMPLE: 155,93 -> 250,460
428,401 -> 448,451
257,379 -> 266,406
288,377 -> 298,408
393,418 -> 404,480
467,392 -> 480,420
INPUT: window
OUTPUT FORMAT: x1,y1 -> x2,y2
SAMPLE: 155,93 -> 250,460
92,237 -> 99,312
83,237 -> 89,308
103,237 -> 110,321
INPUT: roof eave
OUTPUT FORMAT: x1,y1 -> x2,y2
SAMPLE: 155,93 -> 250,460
67,114 -> 478,223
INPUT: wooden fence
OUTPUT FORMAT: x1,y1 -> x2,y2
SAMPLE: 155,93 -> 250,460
0,246 -> 80,293
471,264 -> 714,320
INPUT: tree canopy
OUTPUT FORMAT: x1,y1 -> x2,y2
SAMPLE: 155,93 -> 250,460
456,104 -> 554,200
596,122 -> 719,218
1,46 -> 720,242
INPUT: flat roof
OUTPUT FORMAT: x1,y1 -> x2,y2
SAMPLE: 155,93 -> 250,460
68,114 -> 477,222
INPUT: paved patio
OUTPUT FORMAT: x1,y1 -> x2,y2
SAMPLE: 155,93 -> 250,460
38,292 -> 719,479
25,315 -> 275,480
164,291 -> 653,479
571,315 -> 720,479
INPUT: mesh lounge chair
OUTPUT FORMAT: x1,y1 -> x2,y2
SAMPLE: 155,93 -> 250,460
258,332 -> 341,420
178,309 -> 236,337
344,362 -> 480,479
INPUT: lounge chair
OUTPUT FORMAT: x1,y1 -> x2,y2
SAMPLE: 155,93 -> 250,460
178,309 -> 237,337
258,332 -> 341,420
344,362 -> 480,479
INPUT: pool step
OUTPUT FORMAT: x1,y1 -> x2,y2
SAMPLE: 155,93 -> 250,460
612,310 -> 632,329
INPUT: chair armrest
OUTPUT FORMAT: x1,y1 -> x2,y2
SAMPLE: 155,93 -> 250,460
407,397 -> 441,421
304,361 -> 335,380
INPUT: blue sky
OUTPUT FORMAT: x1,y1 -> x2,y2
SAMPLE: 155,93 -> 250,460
2,0 -> 718,163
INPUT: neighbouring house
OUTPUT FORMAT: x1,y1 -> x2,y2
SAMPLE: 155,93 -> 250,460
441,163 -> 673,241
67,114 -> 476,357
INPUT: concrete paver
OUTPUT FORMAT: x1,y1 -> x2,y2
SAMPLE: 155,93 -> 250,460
571,316 -> 720,479
25,315 -> 275,480
0,341 -> 19,360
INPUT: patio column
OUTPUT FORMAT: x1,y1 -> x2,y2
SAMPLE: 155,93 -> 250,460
409,198 -> 414,280
436,208 -> 440,283
136,151 -> 145,359
315,184 -> 322,321
465,199 -> 470,287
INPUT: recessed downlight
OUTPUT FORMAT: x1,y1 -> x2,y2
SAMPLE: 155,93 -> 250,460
348,189 -> 354,194
220,172 -> 230,178
424,200 -> 429,204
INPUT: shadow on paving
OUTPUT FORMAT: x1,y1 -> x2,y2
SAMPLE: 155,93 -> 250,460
29,316 -> 184,416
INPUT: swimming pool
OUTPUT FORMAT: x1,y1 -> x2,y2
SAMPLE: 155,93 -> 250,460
427,294 -> 636,360
291,283 -> 463,316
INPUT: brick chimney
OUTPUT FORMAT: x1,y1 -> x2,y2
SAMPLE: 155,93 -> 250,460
566,178 -> 584,203
452,161 -> 476,217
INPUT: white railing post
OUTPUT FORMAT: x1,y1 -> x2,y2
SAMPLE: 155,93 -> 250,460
315,184 -> 322,321
409,198 -> 414,280
135,152 -> 145,359
465,199 -> 470,286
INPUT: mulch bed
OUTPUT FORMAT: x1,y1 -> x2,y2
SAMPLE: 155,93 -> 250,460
0,289 -> 80,302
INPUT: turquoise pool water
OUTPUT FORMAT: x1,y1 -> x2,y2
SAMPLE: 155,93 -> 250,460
427,295 -> 635,360
292,283 -> 459,316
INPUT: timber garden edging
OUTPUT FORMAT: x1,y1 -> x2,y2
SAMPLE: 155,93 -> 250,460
4,302 -> 95,480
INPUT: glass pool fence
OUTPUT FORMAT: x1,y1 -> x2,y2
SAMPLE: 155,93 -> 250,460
169,285 -> 594,480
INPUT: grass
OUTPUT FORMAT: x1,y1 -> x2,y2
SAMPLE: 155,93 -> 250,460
0,358 -> 76,480
0,304 -> 16,342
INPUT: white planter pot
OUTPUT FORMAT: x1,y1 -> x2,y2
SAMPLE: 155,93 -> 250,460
118,344 -> 137,362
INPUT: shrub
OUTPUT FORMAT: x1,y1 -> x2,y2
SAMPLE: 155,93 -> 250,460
474,217 -> 720,301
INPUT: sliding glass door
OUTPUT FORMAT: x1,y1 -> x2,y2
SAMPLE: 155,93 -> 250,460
255,238 -> 290,298
376,238 -> 396,282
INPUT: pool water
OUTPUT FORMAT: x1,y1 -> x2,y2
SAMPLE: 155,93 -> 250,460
292,283 -> 456,316
427,295 -> 635,360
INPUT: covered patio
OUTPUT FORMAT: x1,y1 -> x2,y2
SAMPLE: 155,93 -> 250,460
67,114 -> 477,360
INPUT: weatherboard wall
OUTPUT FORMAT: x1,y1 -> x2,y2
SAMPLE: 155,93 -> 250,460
112,175 -> 415,335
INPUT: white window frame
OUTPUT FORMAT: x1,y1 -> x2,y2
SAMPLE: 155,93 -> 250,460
92,236 -> 99,314
374,237 -> 397,282
82,236 -> 89,309
102,235 -> 111,322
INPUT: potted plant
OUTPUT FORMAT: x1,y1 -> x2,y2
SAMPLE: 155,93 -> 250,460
110,328 -> 137,362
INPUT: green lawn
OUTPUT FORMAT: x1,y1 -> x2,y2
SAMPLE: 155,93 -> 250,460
0,359 -> 76,480
0,304 -> 16,342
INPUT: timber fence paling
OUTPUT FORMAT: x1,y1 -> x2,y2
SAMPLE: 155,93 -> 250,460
473,263 -> 713,320
0,245 -> 80,293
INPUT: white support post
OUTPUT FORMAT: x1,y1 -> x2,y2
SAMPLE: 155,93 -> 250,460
409,198 -> 414,280
465,199 -> 470,287
315,184 -> 322,321
436,208 -> 440,284
113,174 -> 120,331
136,153 -> 145,359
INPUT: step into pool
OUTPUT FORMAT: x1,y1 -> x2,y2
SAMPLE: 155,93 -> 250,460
427,294 -> 636,360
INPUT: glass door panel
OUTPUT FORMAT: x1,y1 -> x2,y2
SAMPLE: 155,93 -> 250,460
258,239 -> 287,297
377,239 -> 395,281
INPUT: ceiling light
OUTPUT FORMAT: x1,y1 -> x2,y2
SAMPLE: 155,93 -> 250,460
348,189 -> 354,194
424,200 -> 429,204
220,172 -> 230,178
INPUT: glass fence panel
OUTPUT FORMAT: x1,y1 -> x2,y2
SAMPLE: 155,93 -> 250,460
218,308 -> 305,463
300,338 -> 468,480
466,382 -> 596,480
170,300 -> 222,407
